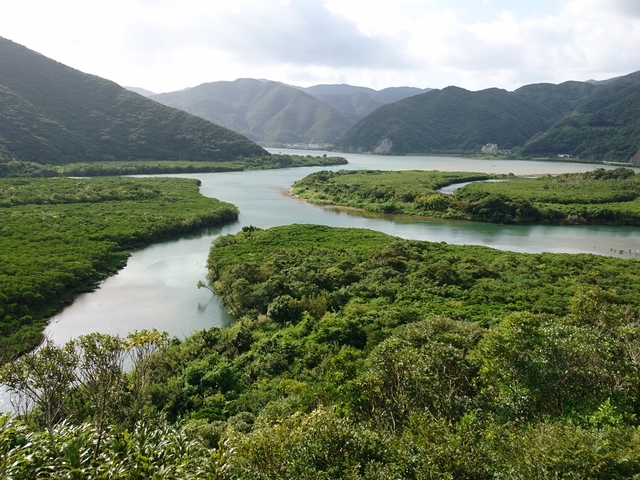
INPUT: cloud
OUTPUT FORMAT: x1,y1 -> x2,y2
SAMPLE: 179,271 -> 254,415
606,0 -> 640,18
392,0 -> 640,89
3,0 -> 640,92
122,0 -> 411,70
99,0 -> 640,90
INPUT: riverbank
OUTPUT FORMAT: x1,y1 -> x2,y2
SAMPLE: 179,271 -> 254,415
0,176 -> 239,362
292,168 -> 640,227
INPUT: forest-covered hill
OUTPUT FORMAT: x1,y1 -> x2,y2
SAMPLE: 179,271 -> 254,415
150,79 -> 358,145
336,74 -> 640,162
149,80 -> 428,145
0,38 -> 266,165
335,81 -> 594,155
521,71 -> 640,161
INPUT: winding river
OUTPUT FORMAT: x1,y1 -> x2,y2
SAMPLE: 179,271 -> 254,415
1,151 -> 639,412
40,150 -> 639,345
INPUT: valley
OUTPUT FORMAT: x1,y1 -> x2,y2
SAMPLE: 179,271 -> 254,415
2,33 -> 640,478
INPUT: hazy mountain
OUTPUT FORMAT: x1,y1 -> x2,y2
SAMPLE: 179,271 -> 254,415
336,76 -> 640,161
298,84 -> 430,117
150,79 -> 357,144
149,80 -> 429,145
125,86 -> 157,97
0,37 -> 266,164
376,86 -> 432,103
586,76 -> 623,86
301,84 -> 379,96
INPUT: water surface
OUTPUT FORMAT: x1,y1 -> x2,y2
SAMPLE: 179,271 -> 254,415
43,150 -> 640,345
1,151 -> 637,413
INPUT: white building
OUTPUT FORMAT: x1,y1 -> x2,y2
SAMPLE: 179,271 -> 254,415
481,143 -> 498,154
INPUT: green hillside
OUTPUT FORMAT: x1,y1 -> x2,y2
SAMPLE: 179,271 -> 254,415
0,37 -> 266,164
522,71 -> 640,161
149,80 -> 429,145
151,79 -> 358,144
335,76 -> 640,162
335,84 -> 586,154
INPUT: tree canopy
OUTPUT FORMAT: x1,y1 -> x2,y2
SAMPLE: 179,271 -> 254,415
0,176 -> 238,360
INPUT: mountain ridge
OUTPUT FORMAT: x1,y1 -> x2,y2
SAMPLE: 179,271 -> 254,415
335,74 -> 640,162
0,37 -> 266,164
148,80 -> 429,145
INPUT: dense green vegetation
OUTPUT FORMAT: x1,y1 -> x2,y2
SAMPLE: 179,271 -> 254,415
292,167 -> 640,225
0,37 -> 265,164
0,153 -> 348,178
335,74 -> 640,162
0,330 -> 228,478
335,82 -> 594,155
522,71 -> 640,160
3,223 -> 640,477
0,177 -> 238,360
292,169 -> 497,214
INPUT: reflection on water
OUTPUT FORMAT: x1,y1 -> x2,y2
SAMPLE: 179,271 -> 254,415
1,151 -> 639,413
40,151 -> 640,345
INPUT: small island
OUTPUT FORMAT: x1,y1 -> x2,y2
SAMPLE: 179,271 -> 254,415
292,167 -> 640,225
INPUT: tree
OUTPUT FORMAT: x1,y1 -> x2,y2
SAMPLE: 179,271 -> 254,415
73,333 -> 128,457
0,339 -> 78,455
126,329 -> 170,418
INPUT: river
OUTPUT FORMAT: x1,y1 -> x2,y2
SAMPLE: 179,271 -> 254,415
38,150 -> 639,345
1,151 -> 638,412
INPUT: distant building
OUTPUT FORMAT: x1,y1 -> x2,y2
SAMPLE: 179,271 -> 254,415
481,143 -> 498,154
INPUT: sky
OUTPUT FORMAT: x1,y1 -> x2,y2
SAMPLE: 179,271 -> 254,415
2,0 -> 640,94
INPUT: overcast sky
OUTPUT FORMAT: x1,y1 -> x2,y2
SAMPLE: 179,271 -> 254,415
2,0 -> 640,94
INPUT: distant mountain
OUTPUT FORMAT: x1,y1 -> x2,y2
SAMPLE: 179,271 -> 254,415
303,90 -> 386,118
297,84 -> 430,118
149,80 -> 429,145
0,37 -> 266,164
125,86 -> 157,97
522,71 -> 640,161
301,84 -> 379,96
376,87 -> 432,103
150,79 -> 358,145
336,76 -> 640,161
586,76 -> 623,86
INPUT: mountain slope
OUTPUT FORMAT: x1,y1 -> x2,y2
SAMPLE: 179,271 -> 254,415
150,79 -> 358,144
335,85 -> 585,154
335,74 -> 640,161
300,84 -> 429,117
149,80 -> 429,145
522,71 -> 640,161
0,37 -> 266,164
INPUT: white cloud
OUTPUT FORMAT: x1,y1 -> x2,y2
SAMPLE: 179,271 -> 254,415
2,0 -> 640,92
